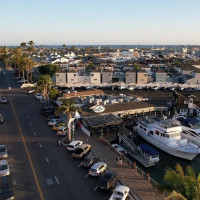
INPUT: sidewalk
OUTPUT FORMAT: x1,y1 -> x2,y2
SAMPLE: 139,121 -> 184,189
74,129 -> 163,200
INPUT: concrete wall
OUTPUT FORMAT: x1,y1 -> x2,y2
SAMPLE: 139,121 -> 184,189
137,72 -> 148,84
90,72 -> 101,85
155,73 -> 166,82
125,71 -> 136,84
56,72 -> 66,85
102,72 -> 113,84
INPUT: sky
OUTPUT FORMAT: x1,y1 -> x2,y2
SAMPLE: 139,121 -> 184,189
0,0 -> 200,46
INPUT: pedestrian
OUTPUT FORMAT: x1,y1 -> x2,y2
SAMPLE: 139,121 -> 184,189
119,155 -> 123,165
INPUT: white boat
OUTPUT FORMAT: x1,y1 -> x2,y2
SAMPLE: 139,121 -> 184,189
136,118 -> 200,160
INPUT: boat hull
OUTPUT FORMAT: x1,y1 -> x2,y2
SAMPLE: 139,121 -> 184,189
138,132 -> 198,161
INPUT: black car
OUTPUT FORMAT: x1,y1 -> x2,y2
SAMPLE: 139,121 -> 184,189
80,152 -> 98,168
46,115 -> 60,121
99,171 -> 118,190
40,107 -> 55,116
0,176 -> 14,200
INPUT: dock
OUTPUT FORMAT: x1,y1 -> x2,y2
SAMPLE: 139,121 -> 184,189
119,134 -> 155,168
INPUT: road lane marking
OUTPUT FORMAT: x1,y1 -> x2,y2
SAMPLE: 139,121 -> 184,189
27,115 -> 28,119
38,143 -> 42,148
55,176 -> 59,184
94,186 -> 99,191
30,123 -> 32,127
34,132 -> 36,135
78,164 -> 81,168
46,157 -> 49,163
85,174 -> 89,178
10,99 -> 45,200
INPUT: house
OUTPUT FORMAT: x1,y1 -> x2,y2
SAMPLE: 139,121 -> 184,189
102,69 -> 113,85
67,70 -> 78,85
56,71 -> 67,85
90,69 -> 101,85
137,70 -> 148,84
125,70 -> 136,84
155,70 -> 167,82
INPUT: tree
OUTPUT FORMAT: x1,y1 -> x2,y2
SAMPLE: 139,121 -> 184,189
55,98 -> 81,141
49,88 -> 61,100
38,64 -> 59,77
28,40 -> 35,52
37,75 -> 52,100
1,47 -> 10,69
20,42 -> 27,49
157,164 -> 200,200
134,63 -> 140,71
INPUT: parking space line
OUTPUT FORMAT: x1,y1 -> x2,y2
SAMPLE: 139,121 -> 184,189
78,164 -> 81,168
34,132 -> 36,135
38,143 -> 42,148
45,157 -> 49,164
85,174 -> 89,178
30,122 -> 32,127
27,115 -> 28,119
94,186 -> 99,191
55,176 -> 59,184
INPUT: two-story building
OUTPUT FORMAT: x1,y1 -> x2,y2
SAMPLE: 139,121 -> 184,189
125,70 -> 136,84
137,70 -> 148,84
102,69 -> 113,85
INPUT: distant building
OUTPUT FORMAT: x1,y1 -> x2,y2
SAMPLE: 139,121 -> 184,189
125,70 -> 136,84
102,70 -> 113,84
137,70 -> 148,84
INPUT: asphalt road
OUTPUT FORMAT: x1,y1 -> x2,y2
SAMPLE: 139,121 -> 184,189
0,66 -> 110,200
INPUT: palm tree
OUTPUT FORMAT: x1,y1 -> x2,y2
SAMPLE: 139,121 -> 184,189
1,47 -> 10,69
166,191 -> 187,200
20,42 -> 27,49
28,40 -> 35,53
36,75 -> 52,100
55,98 -> 81,141
157,164 -> 200,200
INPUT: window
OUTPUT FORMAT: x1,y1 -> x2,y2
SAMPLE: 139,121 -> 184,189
71,79 -> 74,81
141,79 -> 144,81
109,74 -> 111,76
94,79 -> 97,81
127,74 -> 129,76
74,74 -> 76,77
149,131 -> 153,135
155,130 -> 159,135
144,128 -> 147,131
91,74 -> 94,76
56,74 -> 59,77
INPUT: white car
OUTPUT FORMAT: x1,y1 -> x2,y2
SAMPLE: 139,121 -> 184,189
118,86 -> 127,90
109,185 -> 130,200
26,89 -> 35,94
0,160 -> 10,176
112,144 -> 127,155
0,97 -> 7,104
127,86 -> 134,91
56,126 -> 67,136
48,119 -> 62,126
0,145 -> 8,159
35,93 -> 43,100
67,140 -> 83,151
89,162 -> 107,177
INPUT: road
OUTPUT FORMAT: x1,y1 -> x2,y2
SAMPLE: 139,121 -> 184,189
0,66 -> 110,200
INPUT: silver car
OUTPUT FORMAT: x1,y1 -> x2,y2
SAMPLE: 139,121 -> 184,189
0,160 -> 10,176
0,145 -> 8,159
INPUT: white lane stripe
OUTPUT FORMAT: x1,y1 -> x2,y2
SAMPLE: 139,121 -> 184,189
85,174 -> 89,178
45,157 -> 49,163
38,143 -> 42,148
55,176 -> 59,184
34,132 -> 36,135
30,123 -> 32,127
27,116 -> 28,119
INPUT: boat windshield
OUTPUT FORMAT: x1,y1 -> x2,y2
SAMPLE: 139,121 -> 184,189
189,122 -> 200,129
168,132 -> 180,138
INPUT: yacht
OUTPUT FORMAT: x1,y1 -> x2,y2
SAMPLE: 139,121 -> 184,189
135,118 -> 200,160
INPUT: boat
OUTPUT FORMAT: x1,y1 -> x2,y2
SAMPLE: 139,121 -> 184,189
135,118 -> 200,160
93,105 -> 105,113
138,144 -> 159,164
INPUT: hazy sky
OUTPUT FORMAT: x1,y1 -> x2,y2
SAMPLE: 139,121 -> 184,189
0,0 -> 200,45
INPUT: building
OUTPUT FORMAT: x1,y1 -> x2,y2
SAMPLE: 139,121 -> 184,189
102,69 -> 113,85
125,70 -> 136,84
56,71 -> 67,85
137,70 -> 148,84
90,70 -> 101,85
155,70 -> 167,82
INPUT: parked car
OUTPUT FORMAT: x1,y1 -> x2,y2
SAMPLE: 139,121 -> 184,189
48,119 -> 62,126
52,123 -> 66,131
0,114 -> 3,124
56,127 -> 67,136
89,162 -> 107,177
109,185 -> 129,200
35,93 -> 43,100
99,171 -> 118,190
26,89 -> 35,94
127,86 -> 134,91
0,160 -> 10,177
118,86 -> 127,90
46,115 -> 60,121
72,144 -> 91,159
40,107 -> 55,116
111,144 -> 127,155
67,140 -> 83,151
0,145 -> 8,159
0,175 -> 14,200
80,152 -> 98,168
0,97 -> 7,104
